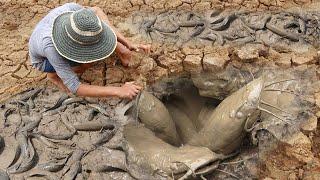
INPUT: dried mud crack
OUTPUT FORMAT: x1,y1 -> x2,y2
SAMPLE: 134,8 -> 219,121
1,0 -> 320,179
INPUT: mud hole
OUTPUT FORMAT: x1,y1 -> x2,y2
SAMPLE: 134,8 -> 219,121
0,64 -> 318,179
1,0 -> 320,179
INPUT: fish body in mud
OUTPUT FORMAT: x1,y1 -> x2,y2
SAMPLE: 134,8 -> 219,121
0,169 -> 9,180
0,136 -> 4,153
38,155 -> 70,172
137,91 -> 180,145
188,77 -> 264,154
19,114 -> 42,133
61,149 -> 85,180
25,169 -> 60,180
7,133 -> 37,174
44,94 -> 69,112
166,104 -> 197,144
82,148 -> 127,173
63,161 -> 81,180
40,131 -> 75,140
124,124 -> 230,179
93,130 -> 116,147
20,88 -> 42,101
73,121 -> 115,131
197,102 -> 216,130
3,108 -> 15,127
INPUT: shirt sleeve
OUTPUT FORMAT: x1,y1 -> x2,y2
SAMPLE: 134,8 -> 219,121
43,46 -> 81,94
65,3 -> 83,11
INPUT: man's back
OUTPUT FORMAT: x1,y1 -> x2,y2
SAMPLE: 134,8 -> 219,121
29,3 -> 82,65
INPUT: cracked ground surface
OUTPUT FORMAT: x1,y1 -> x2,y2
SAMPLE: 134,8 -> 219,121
0,0 -> 320,179
0,0 -> 319,102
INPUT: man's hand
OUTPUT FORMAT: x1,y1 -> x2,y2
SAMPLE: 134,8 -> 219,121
116,82 -> 142,99
128,44 -> 151,54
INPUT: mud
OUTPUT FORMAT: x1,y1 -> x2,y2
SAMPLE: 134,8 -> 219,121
137,91 -> 180,145
1,1 -> 320,102
0,0 -> 320,179
127,8 -> 320,50
0,65 -> 318,179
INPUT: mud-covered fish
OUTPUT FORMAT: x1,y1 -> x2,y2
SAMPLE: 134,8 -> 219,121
82,148 -> 127,173
88,104 -> 109,116
3,108 -> 15,127
19,114 -> 42,133
63,161 -> 81,180
0,136 -> 4,153
62,97 -> 85,106
20,88 -> 42,101
7,133 -> 37,174
137,91 -> 180,146
188,77 -> 264,154
40,131 -> 75,140
30,133 -> 58,149
62,149 -> 85,180
25,169 -> 60,180
124,124 -> 231,179
73,121 -> 115,131
86,109 -> 98,121
38,154 -> 71,172
0,169 -> 9,180
27,97 -> 35,109
166,104 -> 197,144
44,94 -> 69,112
93,130 -> 116,147
7,144 -> 21,168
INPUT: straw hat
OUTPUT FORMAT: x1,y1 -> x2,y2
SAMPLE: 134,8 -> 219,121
52,8 -> 117,63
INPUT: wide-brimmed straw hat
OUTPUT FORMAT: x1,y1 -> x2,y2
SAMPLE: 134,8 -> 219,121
52,8 -> 117,63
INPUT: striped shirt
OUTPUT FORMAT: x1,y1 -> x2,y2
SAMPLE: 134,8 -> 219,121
28,3 -> 83,93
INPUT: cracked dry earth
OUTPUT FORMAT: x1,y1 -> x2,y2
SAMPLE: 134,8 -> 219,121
1,0 -> 320,179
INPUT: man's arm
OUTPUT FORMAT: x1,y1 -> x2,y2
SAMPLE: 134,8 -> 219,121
47,72 -> 141,99
76,82 -> 141,99
89,6 -> 151,53
44,46 -> 141,99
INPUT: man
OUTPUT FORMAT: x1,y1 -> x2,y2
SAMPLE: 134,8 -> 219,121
29,3 -> 150,99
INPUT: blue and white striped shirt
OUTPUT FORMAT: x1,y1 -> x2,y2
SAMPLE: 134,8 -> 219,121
28,3 -> 83,93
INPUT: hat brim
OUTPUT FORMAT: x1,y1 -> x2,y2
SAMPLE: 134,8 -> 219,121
52,12 -> 117,63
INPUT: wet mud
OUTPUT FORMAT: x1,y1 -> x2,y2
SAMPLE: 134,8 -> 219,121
0,65 -> 317,179
127,8 -> 320,50
0,0 -> 320,179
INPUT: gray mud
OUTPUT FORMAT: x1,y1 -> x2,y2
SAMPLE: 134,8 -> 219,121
0,65 -> 318,179
124,8 -> 320,51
